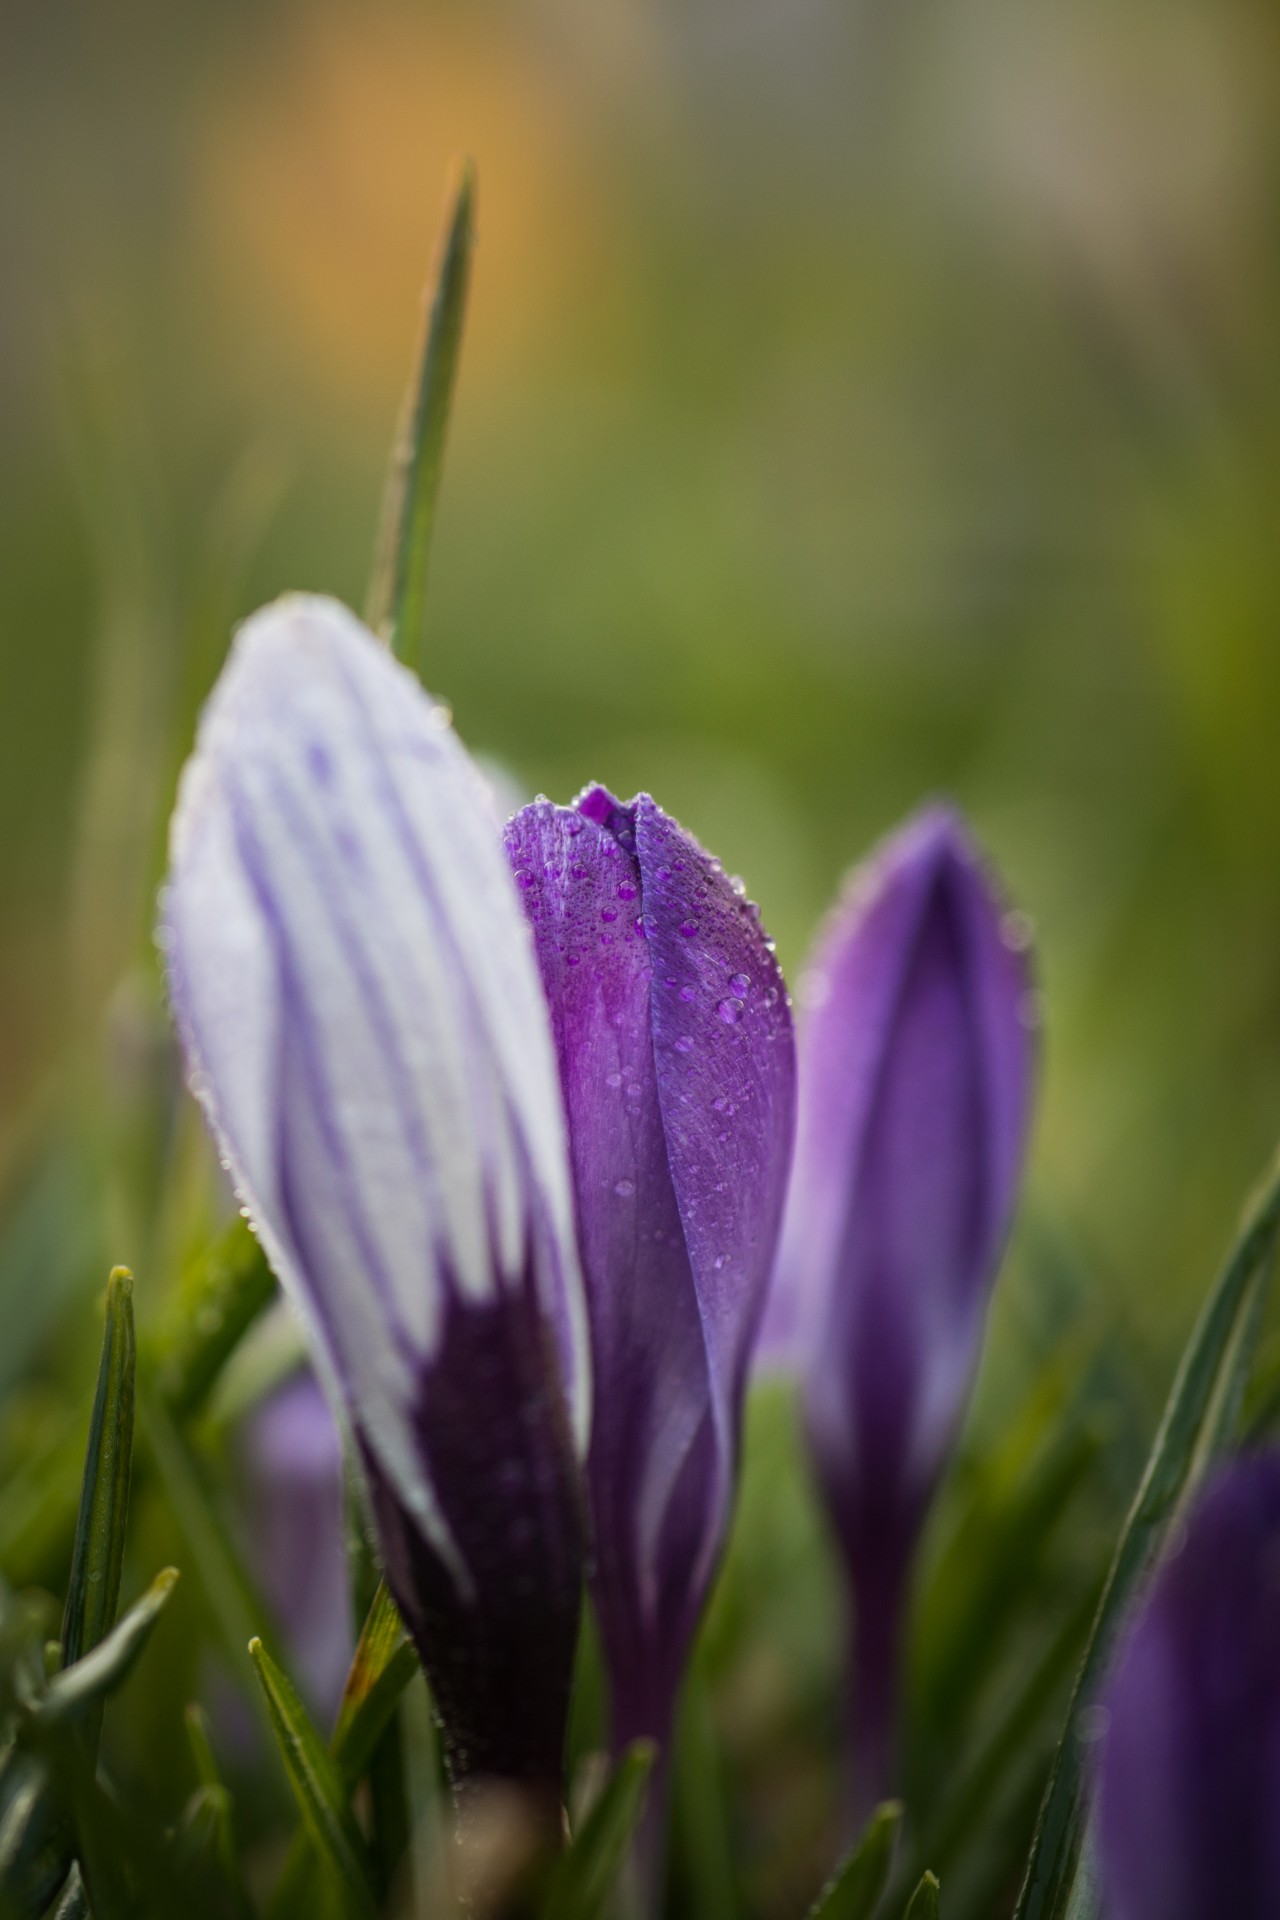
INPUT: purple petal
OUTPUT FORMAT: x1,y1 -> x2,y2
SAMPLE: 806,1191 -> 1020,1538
239,1370 -> 352,1725
163,595 -> 587,1786
506,787 -> 795,1747
760,805 -> 1034,1813
1098,1454 -> 1280,1920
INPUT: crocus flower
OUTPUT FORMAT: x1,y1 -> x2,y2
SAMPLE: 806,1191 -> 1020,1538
239,1369 -> 352,1726
761,805 -> 1035,1818
1097,1453 -> 1280,1920
504,786 -> 795,1761
162,594 -> 589,1799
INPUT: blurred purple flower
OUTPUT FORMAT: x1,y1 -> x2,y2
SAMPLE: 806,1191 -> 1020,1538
163,595 -> 589,1797
505,786 -> 795,1757
760,805 -> 1035,1817
240,1369 -> 351,1726
1098,1454 -> 1280,1920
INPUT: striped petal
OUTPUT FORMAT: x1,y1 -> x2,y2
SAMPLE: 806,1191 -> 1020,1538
163,594 -> 588,1787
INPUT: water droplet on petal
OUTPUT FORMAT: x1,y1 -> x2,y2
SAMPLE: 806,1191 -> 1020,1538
606,1071 -> 623,1089
617,880 -> 638,901
613,1178 -> 635,1198
679,984 -> 696,1003
601,907 -> 618,923
675,1035 -> 694,1054
1002,909 -> 1035,953
679,920 -> 698,938
717,997 -> 745,1024
729,972 -> 751,995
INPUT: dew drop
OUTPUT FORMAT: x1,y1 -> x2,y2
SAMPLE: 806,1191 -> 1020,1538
634,915 -> 647,936
1002,909 -> 1035,953
617,880 -> 638,901
566,952 -> 581,967
712,1095 -> 728,1112
679,984 -> 696,1003
600,907 -> 618,923
513,868 -> 535,890
613,1178 -> 635,1199
627,1083 -> 642,1098
717,997 -> 745,1025
674,1035 -> 694,1054
679,920 -> 698,939
655,865 -> 672,883
729,972 -> 751,995
606,1071 -> 623,1089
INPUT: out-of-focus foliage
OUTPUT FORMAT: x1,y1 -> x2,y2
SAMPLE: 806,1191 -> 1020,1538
3,1 -> 1280,1915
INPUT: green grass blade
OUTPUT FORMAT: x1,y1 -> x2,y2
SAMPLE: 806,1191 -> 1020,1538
61,1269 -> 135,1695
140,1390 -> 266,1686
39,1569 -> 178,1725
331,1580 -> 419,1787
151,1218 -> 275,1422
1013,1150 -> 1280,1920
904,1873 -> 940,1920
184,1703 -> 253,1917
542,1740 -> 656,1920
249,1637 -> 379,1920
367,159 -> 475,673
49,1861 -> 89,1919
808,1803 -> 902,1920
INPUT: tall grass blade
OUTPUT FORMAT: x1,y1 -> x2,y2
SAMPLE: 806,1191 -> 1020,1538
60,1267 -> 135,1764
367,160 -> 475,673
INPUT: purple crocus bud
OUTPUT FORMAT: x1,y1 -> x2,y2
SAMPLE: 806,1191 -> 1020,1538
504,787 -> 795,1760
1097,1454 -> 1280,1920
162,595 -> 589,1799
762,805 -> 1035,1819
239,1370 -> 352,1726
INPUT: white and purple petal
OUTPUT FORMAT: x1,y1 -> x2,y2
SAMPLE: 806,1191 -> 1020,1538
163,594 -> 588,1785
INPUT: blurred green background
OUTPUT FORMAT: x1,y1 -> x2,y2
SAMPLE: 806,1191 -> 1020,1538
3,0 -> 1280,1909
5,0 -> 1280,1330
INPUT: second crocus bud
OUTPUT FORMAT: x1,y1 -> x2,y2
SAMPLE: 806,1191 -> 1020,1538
762,805 -> 1036,1821
505,787 -> 795,1765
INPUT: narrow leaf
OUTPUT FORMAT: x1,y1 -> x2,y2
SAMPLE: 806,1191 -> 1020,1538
38,1570 -> 178,1725
249,1636 -> 379,1920
50,1861 -> 89,1920
807,1803 -> 902,1920
184,1703 -> 252,1917
542,1740 -> 656,1920
331,1581 -> 418,1787
140,1391 -> 265,1684
61,1269 -> 135,1675
367,159 -> 475,672
672,1665 -> 737,1920
152,1219 -> 275,1422
904,1871 -> 940,1919
1014,1151 -> 1280,1920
